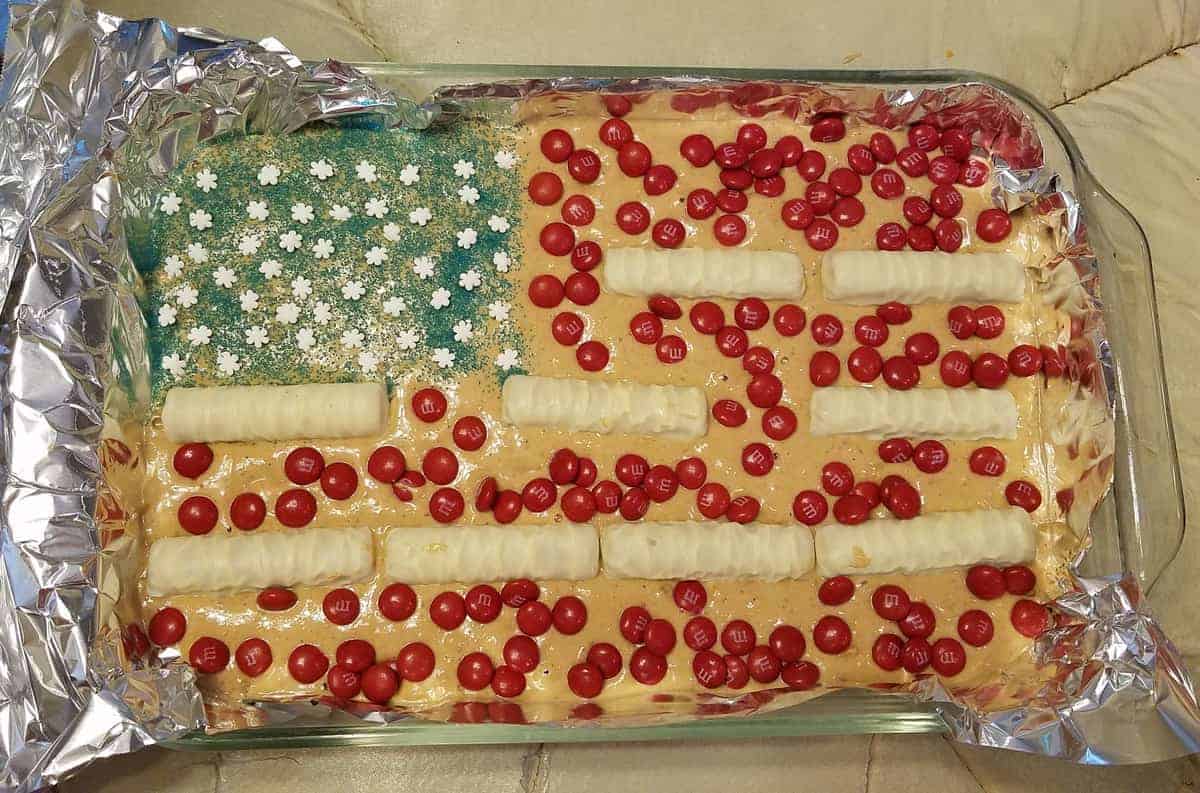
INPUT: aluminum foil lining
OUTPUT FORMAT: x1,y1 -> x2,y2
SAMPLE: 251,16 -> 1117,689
0,1 -> 1195,788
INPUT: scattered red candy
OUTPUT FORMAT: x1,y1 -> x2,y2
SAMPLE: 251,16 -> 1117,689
552,596 -> 588,635
284,446 -> 325,485
149,607 -> 187,646
1011,599 -> 1049,637
620,605 -> 652,644
655,334 -> 688,364
713,214 -> 747,246
876,222 -> 907,250
720,168 -> 753,190
872,584 -> 911,620
336,639 -> 376,673
796,149 -> 826,181
714,141 -> 749,169
320,461 -> 358,500
561,194 -> 595,226
644,465 -> 679,503
724,654 -> 752,689
541,129 -> 573,162
957,609 -> 995,647
805,181 -> 837,215
907,224 -> 935,251
811,314 -> 843,346
378,582 -> 417,621
903,332 -> 940,366
644,618 -> 677,656
809,350 -> 841,386
912,440 -> 948,473
540,222 -> 575,256
773,304 -> 806,336
927,155 -> 961,185
576,457 -> 598,488
966,565 -> 1007,600
781,197 -> 815,230
457,652 -> 495,691
741,442 -> 774,476
504,635 -> 541,673
230,492 -> 266,530
697,482 -> 731,518
898,601 -> 935,639
675,457 -> 707,490
872,634 -> 904,671
882,356 -> 920,390
652,218 -> 686,248
501,579 -> 539,608
721,619 -> 756,655
903,196 -> 933,225
716,325 -> 749,357
493,489 -> 523,523
896,146 -> 928,178
257,586 -> 298,612
805,218 -> 838,250
972,352 -> 1009,389
817,576 -> 854,607
976,208 -> 1013,242
974,305 -> 1005,338
421,447 -> 459,486
619,487 -> 650,520
362,663 -> 401,704
762,405 -> 798,440
567,662 -> 604,698
528,274 -> 565,309
287,643 -> 328,683
792,489 -> 829,526
931,637 -> 966,677
743,345 -> 775,374
748,645 -> 782,683
713,400 -> 748,429
368,446 -> 406,483
465,584 -> 502,624
178,495 -> 218,535
940,350 -> 973,387
189,636 -> 231,674
173,443 -> 213,479
430,591 -> 467,630
854,315 -> 888,347
397,642 -> 436,681
528,171 -> 564,205
567,148 -> 601,183
1008,344 -> 1043,377
959,158 -> 989,186
322,588 -> 360,626
901,638 -> 932,673
833,494 -> 871,525
811,115 -> 846,142
934,218 -> 964,251
716,188 -> 749,213
576,340 -> 610,371
693,650 -> 727,689
615,201 -> 651,235
689,300 -> 724,334
629,647 -> 668,685
680,134 -> 716,166
599,117 -> 633,148
683,616 -> 718,651
878,438 -> 914,463
847,143 -> 877,174
813,615 -> 852,654
1006,480 -> 1042,512
521,477 -> 557,513
571,240 -> 602,271
1004,565 -> 1037,595
847,347 -> 883,382
562,486 -> 597,522
516,600 -> 553,636
235,638 -> 272,677
672,580 -> 707,614
644,164 -> 677,196
884,479 -> 921,519
746,373 -> 783,408
821,461 -> 854,496
968,446 -> 1006,477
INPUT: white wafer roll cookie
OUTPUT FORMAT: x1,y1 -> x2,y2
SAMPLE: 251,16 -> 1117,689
383,524 -> 598,583
814,508 -> 1036,576
162,382 -> 388,443
810,388 -> 1018,440
501,375 -> 708,439
822,251 -> 1026,304
147,528 -> 374,596
602,522 -> 815,581
602,249 -> 806,299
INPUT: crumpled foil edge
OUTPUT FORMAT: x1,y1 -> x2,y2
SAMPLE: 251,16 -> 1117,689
0,1 -> 1196,788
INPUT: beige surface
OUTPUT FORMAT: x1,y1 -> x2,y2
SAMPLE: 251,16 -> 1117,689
72,0 -> 1200,790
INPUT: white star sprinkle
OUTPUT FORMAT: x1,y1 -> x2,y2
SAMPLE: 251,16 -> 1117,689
162,353 -> 186,377
247,200 -> 269,221
409,207 -> 432,226
364,197 -> 388,218
216,350 -> 241,376
163,255 -> 184,278
495,348 -> 520,371
413,256 -> 435,280
358,350 -> 379,373
493,250 -> 511,272
365,246 -> 388,266
187,325 -> 212,346
259,259 -> 283,279
238,235 -> 262,256
157,304 -> 177,327
487,300 -> 510,322
296,327 -> 316,351
430,287 -> 451,309
275,302 -> 300,325
258,164 -> 281,186
186,242 -> 208,263
453,320 -> 474,343
458,269 -> 482,291
488,215 -> 511,233
382,222 -> 402,242
355,160 -> 378,183
453,159 -> 476,179
432,347 -> 456,369
397,328 -> 420,351
342,281 -> 365,301
239,290 -> 259,312
188,209 -> 213,230
330,204 -> 352,221
494,150 -> 517,170
456,228 -> 478,249
175,284 -> 198,308
398,164 -> 420,185
309,159 -> 334,180
160,192 -> 182,215
341,329 -> 365,349
245,325 -> 269,348
291,276 -> 312,300
383,296 -> 407,316
195,169 -> 217,192
213,266 -> 237,288
312,302 -> 333,325
311,238 -> 334,259
290,203 -> 315,224
279,230 -> 303,252
458,185 -> 480,205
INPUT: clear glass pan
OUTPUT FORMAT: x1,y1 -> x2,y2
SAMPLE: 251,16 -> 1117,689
169,64 -> 1184,750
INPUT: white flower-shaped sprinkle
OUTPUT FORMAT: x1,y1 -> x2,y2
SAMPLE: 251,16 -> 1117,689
365,198 -> 389,219
453,320 -> 474,343
276,302 -> 301,325
162,353 -> 186,377
175,283 -> 199,308
158,304 -> 177,327
213,266 -> 237,288
195,169 -> 217,192
342,280 -> 365,301
495,348 -> 520,371
456,228 -> 478,249
397,328 -> 420,350
160,192 -> 182,215
358,350 -> 379,373
188,209 -> 213,230
365,246 -> 388,266
488,215 -> 511,233
163,255 -> 184,278
398,164 -> 420,185
259,259 -> 283,279
330,204 -> 352,221
296,327 -> 316,351
493,250 -> 511,272
494,150 -> 517,170
458,269 -> 482,291
186,242 -> 208,263
291,276 -> 312,300
311,238 -> 334,259
247,200 -> 269,221
258,164 -> 281,186
409,207 -> 432,226
458,185 -> 480,205
216,350 -> 241,376
238,235 -> 262,256
312,301 -> 333,325
413,256 -> 435,280
382,222 -> 402,242
432,347 -> 456,369
246,325 -> 269,348
341,329 -> 365,349
453,159 -> 476,179
430,287 -> 451,309
239,289 -> 259,312
309,159 -> 334,180
487,300 -> 510,322
291,203 -> 315,224
383,296 -> 407,316
187,325 -> 212,346
355,160 -> 378,183
279,230 -> 303,252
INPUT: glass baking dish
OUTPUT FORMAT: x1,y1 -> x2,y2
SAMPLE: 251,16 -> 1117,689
167,64 -> 1184,750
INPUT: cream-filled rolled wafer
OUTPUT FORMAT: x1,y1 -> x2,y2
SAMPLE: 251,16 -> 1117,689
810,388 -> 1018,440
147,527 -> 373,596
383,524 -> 598,583
822,251 -> 1025,304
502,375 -> 707,439
814,508 -> 1035,576
162,381 -> 387,443
602,522 -> 815,581
603,248 -> 805,299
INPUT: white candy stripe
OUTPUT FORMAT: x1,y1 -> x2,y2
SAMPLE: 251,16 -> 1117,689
501,375 -> 707,439
162,382 -> 388,443
810,388 -> 1018,440
383,524 -> 598,583
814,508 -> 1035,576
602,249 -> 806,299
822,251 -> 1025,304
601,522 -> 815,581
147,528 -> 374,596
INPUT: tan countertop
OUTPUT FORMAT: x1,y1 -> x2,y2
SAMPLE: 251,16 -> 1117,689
70,1 -> 1200,789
